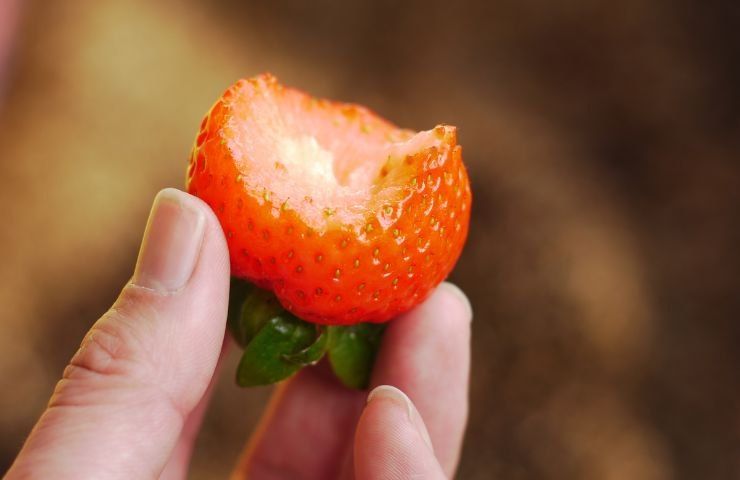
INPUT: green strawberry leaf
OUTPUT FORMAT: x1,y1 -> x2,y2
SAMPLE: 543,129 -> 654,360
282,327 -> 328,366
239,287 -> 284,345
227,278 -> 253,347
327,323 -> 386,390
228,279 -> 283,348
228,279 -> 385,389
236,313 -> 324,387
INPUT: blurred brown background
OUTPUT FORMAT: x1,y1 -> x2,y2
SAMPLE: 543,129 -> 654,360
1,0 -> 738,478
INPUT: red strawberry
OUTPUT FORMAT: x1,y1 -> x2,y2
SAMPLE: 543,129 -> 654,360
187,73 -> 471,325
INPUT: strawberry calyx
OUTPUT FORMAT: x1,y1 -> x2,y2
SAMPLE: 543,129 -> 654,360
228,278 -> 384,388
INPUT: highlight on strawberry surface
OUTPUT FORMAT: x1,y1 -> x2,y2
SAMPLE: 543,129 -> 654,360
187,73 -> 471,389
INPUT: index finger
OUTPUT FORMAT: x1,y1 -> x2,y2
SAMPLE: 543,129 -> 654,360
369,282 -> 472,477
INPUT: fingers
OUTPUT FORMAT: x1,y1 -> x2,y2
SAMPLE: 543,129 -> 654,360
354,385 -> 446,480
369,282 -> 472,477
236,283 -> 472,480
232,365 -> 366,480
6,189 -> 230,479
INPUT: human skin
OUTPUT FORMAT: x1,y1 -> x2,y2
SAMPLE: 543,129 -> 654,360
5,188 -> 472,479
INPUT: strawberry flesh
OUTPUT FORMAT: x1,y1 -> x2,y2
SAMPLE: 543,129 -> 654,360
187,74 -> 471,325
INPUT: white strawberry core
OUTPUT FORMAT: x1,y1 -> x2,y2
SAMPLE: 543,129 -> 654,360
224,79 -> 453,233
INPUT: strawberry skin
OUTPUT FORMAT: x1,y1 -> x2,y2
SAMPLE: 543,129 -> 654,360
187,74 -> 471,325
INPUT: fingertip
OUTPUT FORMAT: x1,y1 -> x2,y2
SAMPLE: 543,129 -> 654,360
438,281 -> 473,321
383,281 -> 472,352
367,385 -> 414,417
355,385 -> 444,480
157,188 -> 227,238
132,189 -> 206,293
367,385 -> 434,451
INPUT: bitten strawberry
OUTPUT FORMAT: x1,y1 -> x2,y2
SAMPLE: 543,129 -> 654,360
187,73 -> 471,326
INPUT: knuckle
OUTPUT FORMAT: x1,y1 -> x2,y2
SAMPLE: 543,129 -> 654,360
67,320 -> 139,379
64,289 -> 158,383
48,286 -> 189,422
49,315 -> 152,410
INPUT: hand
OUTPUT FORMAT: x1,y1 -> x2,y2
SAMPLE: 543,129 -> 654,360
6,188 -> 472,479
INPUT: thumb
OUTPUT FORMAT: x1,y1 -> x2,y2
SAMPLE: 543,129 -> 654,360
354,385 -> 447,480
7,188 -> 230,479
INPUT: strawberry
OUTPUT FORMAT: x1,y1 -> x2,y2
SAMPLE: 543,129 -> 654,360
186,73 -> 471,326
